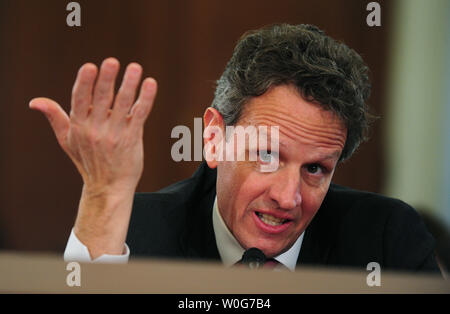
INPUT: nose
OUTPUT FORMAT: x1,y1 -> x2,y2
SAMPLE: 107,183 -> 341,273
268,166 -> 302,210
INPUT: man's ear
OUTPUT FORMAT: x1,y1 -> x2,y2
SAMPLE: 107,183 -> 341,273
203,107 -> 225,169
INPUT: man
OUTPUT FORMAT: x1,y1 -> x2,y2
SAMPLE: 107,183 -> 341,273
30,24 -> 439,272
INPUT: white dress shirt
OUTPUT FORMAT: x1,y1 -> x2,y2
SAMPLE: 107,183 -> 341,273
64,196 -> 304,270
64,229 -> 130,264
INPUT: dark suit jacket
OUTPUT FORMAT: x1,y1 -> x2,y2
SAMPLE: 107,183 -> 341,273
126,162 -> 439,272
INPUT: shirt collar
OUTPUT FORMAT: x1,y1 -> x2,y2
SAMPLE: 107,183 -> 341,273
212,196 -> 304,271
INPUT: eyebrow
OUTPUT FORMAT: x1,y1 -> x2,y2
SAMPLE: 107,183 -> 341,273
317,151 -> 341,161
257,133 -> 341,160
265,139 -> 340,156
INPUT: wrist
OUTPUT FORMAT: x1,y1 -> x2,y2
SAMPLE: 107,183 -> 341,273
74,184 -> 136,259
81,181 -> 137,198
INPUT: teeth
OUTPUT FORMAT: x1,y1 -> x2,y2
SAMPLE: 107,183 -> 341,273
257,213 -> 286,226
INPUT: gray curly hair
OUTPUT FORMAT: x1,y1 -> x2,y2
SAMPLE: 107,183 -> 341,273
212,24 -> 373,161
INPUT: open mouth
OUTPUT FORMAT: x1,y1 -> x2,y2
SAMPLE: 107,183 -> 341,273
255,212 -> 290,226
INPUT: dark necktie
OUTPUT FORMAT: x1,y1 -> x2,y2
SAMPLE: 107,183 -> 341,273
236,248 -> 284,270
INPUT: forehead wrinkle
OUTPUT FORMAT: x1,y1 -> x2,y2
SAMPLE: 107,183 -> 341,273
251,108 -> 345,133
247,112 -> 346,147
240,111 -> 344,136
250,95 -> 343,124
279,128 -> 345,149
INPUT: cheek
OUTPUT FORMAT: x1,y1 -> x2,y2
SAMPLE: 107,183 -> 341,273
217,163 -> 266,224
232,171 -> 269,217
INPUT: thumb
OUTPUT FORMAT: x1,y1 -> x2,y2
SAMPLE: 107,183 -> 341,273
29,97 -> 70,144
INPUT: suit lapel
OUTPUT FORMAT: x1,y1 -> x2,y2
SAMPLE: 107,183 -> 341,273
179,162 -> 221,261
296,184 -> 339,267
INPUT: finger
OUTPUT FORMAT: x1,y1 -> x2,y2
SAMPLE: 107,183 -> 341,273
129,78 -> 157,132
29,97 -> 70,145
110,63 -> 142,126
71,63 -> 98,121
90,58 -> 120,123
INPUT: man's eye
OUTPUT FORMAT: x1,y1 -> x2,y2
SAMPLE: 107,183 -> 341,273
306,164 -> 322,174
258,151 -> 278,163
259,151 -> 272,163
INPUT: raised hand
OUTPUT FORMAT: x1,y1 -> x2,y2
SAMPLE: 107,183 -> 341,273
30,58 -> 158,258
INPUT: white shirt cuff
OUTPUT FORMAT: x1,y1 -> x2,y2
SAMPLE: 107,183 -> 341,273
63,228 -> 130,264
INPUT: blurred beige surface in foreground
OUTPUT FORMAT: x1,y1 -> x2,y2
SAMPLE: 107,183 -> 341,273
0,251 -> 448,294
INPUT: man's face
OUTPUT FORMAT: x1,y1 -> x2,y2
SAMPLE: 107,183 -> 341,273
205,84 -> 347,258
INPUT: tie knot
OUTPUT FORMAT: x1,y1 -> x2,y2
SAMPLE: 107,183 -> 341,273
235,257 -> 280,270
236,248 -> 286,270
